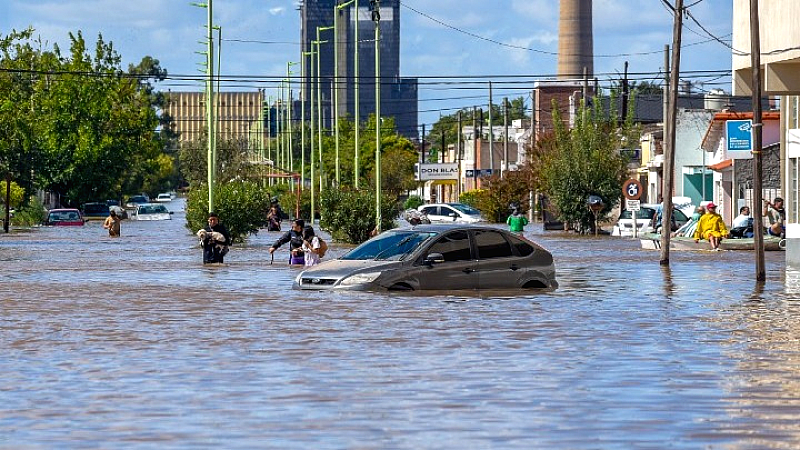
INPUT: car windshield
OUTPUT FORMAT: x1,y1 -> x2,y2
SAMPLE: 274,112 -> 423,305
50,211 -> 79,221
139,205 -> 168,214
342,231 -> 436,261
449,203 -> 480,215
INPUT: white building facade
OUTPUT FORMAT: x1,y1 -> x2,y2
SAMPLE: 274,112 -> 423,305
733,0 -> 800,266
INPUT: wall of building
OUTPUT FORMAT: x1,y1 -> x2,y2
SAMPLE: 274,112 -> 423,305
733,0 -> 800,267
165,91 -> 264,145
301,0 -> 418,140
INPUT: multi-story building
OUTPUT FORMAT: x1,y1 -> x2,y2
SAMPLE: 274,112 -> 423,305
733,0 -> 799,266
164,91 -> 265,148
300,0 -> 418,139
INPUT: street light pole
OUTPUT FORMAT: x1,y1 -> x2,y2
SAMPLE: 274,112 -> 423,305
316,26 -> 333,201
372,0 -> 381,232
335,3 -> 348,186
191,0 -> 216,212
301,50 -> 313,192
287,61 -> 299,180
335,0 -> 356,187
309,42 -> 318,224
207,1 -> 216,212
354,0 -> 360,189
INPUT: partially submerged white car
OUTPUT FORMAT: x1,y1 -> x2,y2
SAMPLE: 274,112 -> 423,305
131,203 -> 173,221
417,203 -> 485,224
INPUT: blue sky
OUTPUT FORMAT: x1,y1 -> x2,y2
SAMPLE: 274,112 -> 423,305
2,0 -> 734,129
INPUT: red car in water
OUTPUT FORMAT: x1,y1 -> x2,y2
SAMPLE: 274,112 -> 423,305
45,208 -> 85,226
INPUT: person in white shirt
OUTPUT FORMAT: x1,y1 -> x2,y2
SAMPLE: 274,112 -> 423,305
301,226 -> 321,267
730,205 -> 754,238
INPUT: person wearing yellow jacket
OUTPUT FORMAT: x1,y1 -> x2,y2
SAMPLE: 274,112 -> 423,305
693,203 -> 729,251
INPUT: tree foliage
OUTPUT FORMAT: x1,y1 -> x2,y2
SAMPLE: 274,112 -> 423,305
0,29 -> 175,207
184,181 -> 271,244
320,188 -> 398,244
540,96 -> 637,233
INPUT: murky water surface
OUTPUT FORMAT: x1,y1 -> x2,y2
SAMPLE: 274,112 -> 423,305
2,199 -> 800,449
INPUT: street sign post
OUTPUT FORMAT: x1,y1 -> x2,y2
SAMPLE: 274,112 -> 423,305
622,179 -> 643,200
622,179 -> 643,238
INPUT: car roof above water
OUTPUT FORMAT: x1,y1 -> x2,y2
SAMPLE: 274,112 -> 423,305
395,223 -> 505,233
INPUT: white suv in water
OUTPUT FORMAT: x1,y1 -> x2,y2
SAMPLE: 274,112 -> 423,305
417,203 -> 485,224
612,204 -> 690,237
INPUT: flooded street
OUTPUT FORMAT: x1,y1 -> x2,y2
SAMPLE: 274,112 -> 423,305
2,199 -> 800,449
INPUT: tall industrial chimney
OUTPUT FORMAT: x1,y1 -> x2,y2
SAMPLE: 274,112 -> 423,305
557,0 -> 593,79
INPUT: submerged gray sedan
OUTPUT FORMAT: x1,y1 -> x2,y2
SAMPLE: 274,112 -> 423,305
294,224 -> 558,291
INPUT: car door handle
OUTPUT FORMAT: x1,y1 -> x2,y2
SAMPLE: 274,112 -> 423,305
509,264 -> 519,271
463,268 -> 475,274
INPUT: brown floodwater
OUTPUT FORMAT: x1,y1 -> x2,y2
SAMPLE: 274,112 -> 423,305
2,199 -> 800,449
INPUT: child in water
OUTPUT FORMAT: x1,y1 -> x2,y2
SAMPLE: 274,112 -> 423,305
301,226 -> 321,267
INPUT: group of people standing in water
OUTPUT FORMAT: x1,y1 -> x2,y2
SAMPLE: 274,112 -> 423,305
198,204 -> 324,268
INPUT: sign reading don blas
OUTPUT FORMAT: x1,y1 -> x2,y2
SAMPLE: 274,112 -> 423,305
414,163 -> 459,181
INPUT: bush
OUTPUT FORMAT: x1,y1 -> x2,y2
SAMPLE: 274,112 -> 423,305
11,196 -> 46,227
320,188 -> 398,244
185,182 -> 271,243
403,195 -> 424,210
478,171 -> 534,222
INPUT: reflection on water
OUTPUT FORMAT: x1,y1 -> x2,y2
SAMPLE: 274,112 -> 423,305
2,202 -> 799,449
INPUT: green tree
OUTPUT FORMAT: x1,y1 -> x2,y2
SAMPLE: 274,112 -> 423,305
541,96 -> 636,233
0,180 -> 25,208
0,29 -> 45,204
320,188 -> 397,244
28,32 -> 167,205
185,181 -> 271,244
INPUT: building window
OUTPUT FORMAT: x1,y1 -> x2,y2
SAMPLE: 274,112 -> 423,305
794,96 -> 799,129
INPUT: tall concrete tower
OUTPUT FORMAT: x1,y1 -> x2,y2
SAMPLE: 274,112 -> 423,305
557,0 -> 593,79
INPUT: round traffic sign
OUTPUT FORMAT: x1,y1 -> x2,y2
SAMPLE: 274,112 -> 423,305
622,179 -> 643,200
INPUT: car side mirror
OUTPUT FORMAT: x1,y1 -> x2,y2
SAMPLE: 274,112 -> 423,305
424,252 -> 445,265
169,211 -> 174,215
448,213 -> 457,219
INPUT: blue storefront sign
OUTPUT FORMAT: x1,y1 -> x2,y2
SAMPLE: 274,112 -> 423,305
725,119 -> 753,158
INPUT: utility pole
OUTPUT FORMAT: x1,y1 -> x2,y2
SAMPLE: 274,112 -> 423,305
457,110 -> 462,199
663,44 -> 670,194
503,97 -> 509,177
488,81 -> 494,175
750,0 -> 766,278
659,0 -> 684,266
621,61 -> 629,120
421,123 -> 426,163
473,106 -> 478,190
